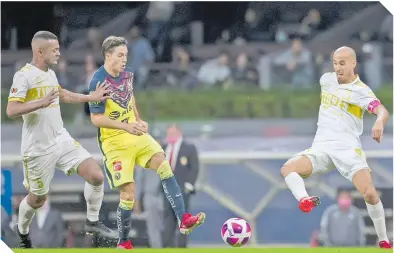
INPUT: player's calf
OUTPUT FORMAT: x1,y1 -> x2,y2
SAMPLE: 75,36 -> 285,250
280,156 -> 320,212
352,169 -> 390,244
77,158 -> 115,238
147,152 -> 205,234
16,192 -> 47,248
148,153 -> 185,221
77,158 -> 105,186
280,155 -> 313,179
116,183 -> 135,246
26,192 -> 47,209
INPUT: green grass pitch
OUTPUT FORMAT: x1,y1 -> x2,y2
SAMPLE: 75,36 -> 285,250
11,248 -> 388,253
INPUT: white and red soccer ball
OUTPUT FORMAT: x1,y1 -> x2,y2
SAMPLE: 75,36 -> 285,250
221,218 -> 251,247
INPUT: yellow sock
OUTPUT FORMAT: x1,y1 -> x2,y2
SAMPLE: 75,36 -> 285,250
156,160 -> 174,180
119,199 -> 134,210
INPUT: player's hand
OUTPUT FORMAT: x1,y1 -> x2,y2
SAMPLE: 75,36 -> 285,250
372,120 -> 384,143
138,120 -> 149,132
40,89 -> 59,108
125,122 -> 146,136
90,81 -> 111,102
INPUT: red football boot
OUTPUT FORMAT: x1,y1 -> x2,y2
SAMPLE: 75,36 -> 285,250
117,240 -> 133,249
379,240 -> 392,249
298,196 -> 321,213
179,212 -> 206,235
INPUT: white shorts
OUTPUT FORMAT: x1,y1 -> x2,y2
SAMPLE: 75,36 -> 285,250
290,141 -> 370,181
22,133 -> 91,196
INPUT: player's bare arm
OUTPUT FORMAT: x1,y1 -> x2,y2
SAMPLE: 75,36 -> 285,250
59,82 -> 110,103
90,113 -> 146,136
7,89 -> 59,118
131,95 -> 148,131
371,104 -> 389,143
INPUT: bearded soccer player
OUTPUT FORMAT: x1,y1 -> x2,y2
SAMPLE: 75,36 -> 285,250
6,31 -> 115,248
280,46 -> 391,249
88,36 -> 205,249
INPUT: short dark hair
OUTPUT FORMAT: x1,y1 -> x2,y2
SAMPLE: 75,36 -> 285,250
101,36 -> 128,57
32,31 -> 58,41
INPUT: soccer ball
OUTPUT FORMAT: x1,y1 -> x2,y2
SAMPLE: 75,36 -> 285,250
221,218 -> 251,247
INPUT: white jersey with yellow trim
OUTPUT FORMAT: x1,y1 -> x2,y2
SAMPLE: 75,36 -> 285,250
8,63 -> 65,156
314,72 -> 380,146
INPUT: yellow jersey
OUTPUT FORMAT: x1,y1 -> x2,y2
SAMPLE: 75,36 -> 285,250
88,66 -> 136,150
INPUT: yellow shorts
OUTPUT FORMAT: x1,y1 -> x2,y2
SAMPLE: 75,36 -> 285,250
100,133 -> 163,189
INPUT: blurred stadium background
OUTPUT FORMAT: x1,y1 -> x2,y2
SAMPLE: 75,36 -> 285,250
1,1 -> 393,249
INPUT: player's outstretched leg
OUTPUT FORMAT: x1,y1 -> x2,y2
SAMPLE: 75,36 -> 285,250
16,193 -> 46,248
77,158 -> 116,238
352,169 -> 392,248
148,153 -> 205,235
116,183 -> 135,249
281,155 -> 320,213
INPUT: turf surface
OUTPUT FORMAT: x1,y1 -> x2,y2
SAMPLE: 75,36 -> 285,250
11,248 -> 388,253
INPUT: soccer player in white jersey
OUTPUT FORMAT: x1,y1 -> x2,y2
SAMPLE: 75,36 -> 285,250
6,31 -> 115,248
280,46 -> 392,249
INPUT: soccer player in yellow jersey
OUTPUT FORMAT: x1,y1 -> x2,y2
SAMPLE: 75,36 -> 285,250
280,46 -> 391,248
88,36 -> 205,249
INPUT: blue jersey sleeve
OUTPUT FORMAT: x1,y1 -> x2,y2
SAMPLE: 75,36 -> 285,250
88,77 -> 106,114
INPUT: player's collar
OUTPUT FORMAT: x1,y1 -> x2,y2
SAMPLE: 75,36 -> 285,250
340,74 -> 359,85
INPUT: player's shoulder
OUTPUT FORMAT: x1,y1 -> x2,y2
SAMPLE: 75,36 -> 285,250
13,64 -> 36,79
352,76 -> 370,90
89,66 -> 106,90
91,66 -> 106,81
319,72 -> 337,86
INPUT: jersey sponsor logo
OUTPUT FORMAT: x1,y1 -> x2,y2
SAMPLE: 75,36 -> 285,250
105,74 -> 133,109
321,91 -> 362,119
109,111 -> 120,120
121,104 -> 133,117
25,86 -> 59,102
113,161 -> 122,171
89,101 -> 101,106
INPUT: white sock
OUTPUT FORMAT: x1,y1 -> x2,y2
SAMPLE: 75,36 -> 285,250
366,201 -> 389,242
84,182 -> 104,222
17,197 -> 37,235
284,172 -> 309,201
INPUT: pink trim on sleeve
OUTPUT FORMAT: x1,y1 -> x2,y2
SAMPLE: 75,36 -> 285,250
367,99 -> 381,114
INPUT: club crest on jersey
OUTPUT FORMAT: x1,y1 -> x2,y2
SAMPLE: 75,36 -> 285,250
11,88 -> 18,94
113,161 -> 122,171
354,148 -> 363,157
115,172 -> 121,180
106,72 -> 133,109
180,156 -> 188,165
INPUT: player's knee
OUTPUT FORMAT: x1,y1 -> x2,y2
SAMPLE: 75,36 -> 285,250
90,170 -> 104,186
147,152 -> 166,170
27,193 -> 47,209
119,183 -> 135,201
78,158 -> 104,186
280,163 -> 297,178
360,186 -> 379,204
281,156 -> 312,178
